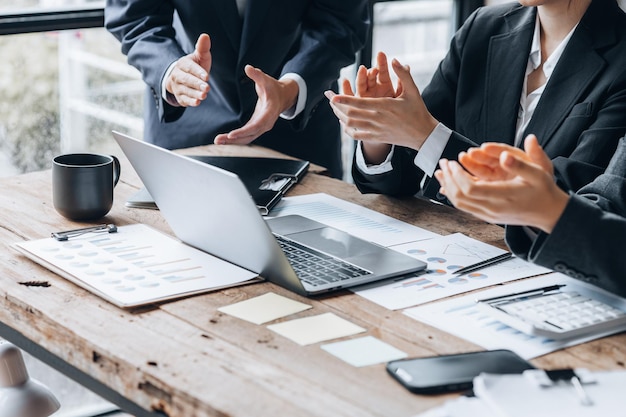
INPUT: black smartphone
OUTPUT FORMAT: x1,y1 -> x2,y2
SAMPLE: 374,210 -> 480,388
386,349 -> 534,394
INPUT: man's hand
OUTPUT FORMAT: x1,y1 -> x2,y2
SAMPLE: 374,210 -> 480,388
165,33 -> 212,107
214,65 -> 298,145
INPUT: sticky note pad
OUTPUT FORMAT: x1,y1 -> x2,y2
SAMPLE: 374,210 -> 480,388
321,336 -> 407,367
218,292 -> 312,325
267,312 -> 366,345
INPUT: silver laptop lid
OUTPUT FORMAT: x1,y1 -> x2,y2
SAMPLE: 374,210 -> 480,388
112,131 -> 306,295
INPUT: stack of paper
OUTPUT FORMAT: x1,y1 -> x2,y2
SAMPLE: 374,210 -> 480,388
413,369 -> 626,417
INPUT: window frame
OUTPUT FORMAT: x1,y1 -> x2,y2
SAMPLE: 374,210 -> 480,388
0,3 -> 104,35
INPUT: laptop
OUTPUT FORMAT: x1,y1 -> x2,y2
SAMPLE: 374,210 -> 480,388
112,131 -> 426,296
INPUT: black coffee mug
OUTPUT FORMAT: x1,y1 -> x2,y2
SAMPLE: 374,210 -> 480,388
52,153 -> 121,220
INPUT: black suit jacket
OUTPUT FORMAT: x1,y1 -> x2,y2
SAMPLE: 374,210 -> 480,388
353,0 -> 626,198
507,137 -> 626,297
105,0 -> 369,178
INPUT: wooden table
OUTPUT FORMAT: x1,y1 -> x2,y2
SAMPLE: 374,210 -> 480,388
1,143 -> 624,417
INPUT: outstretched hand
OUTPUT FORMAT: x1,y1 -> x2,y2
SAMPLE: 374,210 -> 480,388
214,65 -> 298,145
165,33 -> 212,107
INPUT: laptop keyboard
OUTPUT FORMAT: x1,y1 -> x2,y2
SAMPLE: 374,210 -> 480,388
274,234 -> 371,287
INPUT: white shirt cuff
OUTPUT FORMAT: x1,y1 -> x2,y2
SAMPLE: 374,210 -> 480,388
279,73 -> 306,120
355,141 -> 395,175
161,60 -> 180,106
413,123 -> 453,176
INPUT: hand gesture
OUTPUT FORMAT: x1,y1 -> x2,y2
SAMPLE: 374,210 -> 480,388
460,135 -> 554,181
165,33 -> 212,107
343,52 -> 399,99
214,65 -> 298,145
434,135 -> 568,233
325,57 -> 437,151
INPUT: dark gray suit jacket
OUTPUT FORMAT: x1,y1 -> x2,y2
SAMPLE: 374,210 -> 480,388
353,0 -> 626,197
507,137 -> 626,297
105,0 -> 369,178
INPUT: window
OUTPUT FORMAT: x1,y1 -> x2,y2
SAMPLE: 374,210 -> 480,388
0,0 -> 142,177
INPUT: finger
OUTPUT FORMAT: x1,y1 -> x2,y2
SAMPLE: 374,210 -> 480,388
340,79 -> 354,96
523,134 -> 553,173
213,131 -> 257,145
376,52 -> 391,85
327,100 -> 378,132
172,66 -> 209,90
459,153 -> 499,179
390,58 -> 417,95
328,93 -> 385,110
480,142 -> 528,161
367,68 -> 379,91
395,77 -> 404,96
355,65 -> 368,96
193,33 -> 211,80
439,161 -> 514,222
244,64 -> 271,88
499,151 -> 545,183
463,149 -> 501,168
169,66 -> 210,103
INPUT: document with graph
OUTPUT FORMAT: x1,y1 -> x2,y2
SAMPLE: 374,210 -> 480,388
13,224 -> 259,308
353,233 -> 551,310
271,193 -> 440,247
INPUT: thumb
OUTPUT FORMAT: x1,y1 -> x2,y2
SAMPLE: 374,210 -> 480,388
193,33 -> 212,66
245,64 -> 265,81
500,151 -> 544,182
391,58 -> 417,95
523,134 -> 554,175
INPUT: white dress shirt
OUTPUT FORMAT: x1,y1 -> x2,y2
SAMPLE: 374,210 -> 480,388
356,14 -> 578,179
161,0 -> 307,120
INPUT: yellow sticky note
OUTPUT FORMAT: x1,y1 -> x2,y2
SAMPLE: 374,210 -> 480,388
267,312 -> 366,345
218,292 -> 311,324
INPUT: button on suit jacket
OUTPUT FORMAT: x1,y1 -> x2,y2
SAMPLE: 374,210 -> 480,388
105,0 -> 369,178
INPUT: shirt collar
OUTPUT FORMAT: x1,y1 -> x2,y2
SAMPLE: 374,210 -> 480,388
527,14 -> 579,80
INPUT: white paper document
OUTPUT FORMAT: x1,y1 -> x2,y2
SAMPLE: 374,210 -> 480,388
271,193 -> 439,247
321,336 -> 407,367
473,370 -> 626,417
267,312 -> 366,346
13,224 -> 259,308
354,233 -> 550,310
412,369 -> 626,417
218,292 -> 311,324
404,274 -> 625,359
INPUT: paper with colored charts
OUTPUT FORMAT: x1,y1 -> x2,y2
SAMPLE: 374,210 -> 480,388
353,233 -> 551,310
403,274 -> 626,359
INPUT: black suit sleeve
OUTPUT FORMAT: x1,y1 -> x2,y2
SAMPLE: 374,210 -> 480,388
506,138 -> 626,296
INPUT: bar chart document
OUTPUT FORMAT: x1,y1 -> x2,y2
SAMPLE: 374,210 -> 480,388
14,224 -> 259,308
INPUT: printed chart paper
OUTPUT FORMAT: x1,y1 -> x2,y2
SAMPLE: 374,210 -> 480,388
404,274 -> 624,359
321,336 -> 407,367
13,224 -> 259,307
267,312 -> 366,346
218,292 -> 312,324
271,193 -> 439,247
354,233 -> 550,310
